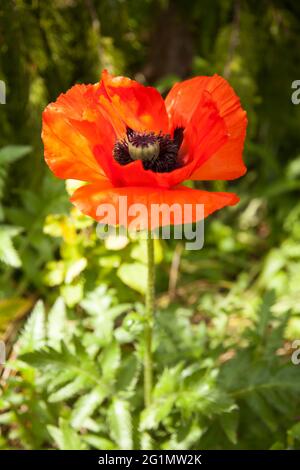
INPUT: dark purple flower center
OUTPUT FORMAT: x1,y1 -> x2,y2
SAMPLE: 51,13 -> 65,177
113,127 -> 184,173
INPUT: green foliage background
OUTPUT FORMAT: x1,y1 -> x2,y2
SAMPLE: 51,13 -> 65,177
1,0 -> 300,450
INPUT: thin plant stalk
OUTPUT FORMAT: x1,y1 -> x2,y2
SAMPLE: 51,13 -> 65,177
144,230 -> 155,407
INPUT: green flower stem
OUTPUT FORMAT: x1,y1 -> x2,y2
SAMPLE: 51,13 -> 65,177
144,230 -> 155,408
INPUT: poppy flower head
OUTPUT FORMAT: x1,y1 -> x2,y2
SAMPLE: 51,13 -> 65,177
42,70 -> 247,228
113,126 -> 185,173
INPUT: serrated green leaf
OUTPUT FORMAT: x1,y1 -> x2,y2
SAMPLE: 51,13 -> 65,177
83,434 -> 117,450
256,291 -> 276,339
18,300 -> 46,353
48,376 -> 86,403
108,399 -> 133,450
153,364 -> 183,398
80,285 -> 112,316
116,354 -> 141,392
0,226 -> 22,268
47,369 -> 76,393
71,386 -> 108,429
20,342 -> 100,385
100,341 -> 121,382
140,396 -> 176,431
47,419 -> 87,450
47,297 -> 67,348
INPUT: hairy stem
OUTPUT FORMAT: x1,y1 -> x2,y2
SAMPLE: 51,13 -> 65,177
144,231 -> 155,408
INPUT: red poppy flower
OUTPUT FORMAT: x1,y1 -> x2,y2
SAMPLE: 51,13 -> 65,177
42,70 -> 247,229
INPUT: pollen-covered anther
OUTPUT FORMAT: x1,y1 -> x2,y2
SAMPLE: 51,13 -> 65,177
128,140 -> 160,162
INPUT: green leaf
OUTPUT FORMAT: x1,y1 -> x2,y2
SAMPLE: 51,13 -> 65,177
0,226 -> 22,268
83,434 -> 117,450
108,399 -> 133,450
65,258 -> 87,284
105,234 -> 129,251
100,340 -> 121,382
117,262 -> 147,294
116,354 -> 141,392
47,369 -> 76,394
140,396 -> 176,431
71,386 -> 108,430
256,291 -> 276,339
80,285 -> 112,316
170,421 -> 205,450
153,365 -> 183,398
246,392 -> 277,432
47,297 -> 67,348
20,342 -> 100,385
47,419 -> 87,450
219,411 -> 239,445
61,282 -> 83,307
140,432 -> 154,451
0,145 -> 32,165
18,300 -> 46,353
48,376 -> 86,403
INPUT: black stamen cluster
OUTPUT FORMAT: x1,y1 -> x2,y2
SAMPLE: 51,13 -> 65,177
113,126 -> 184,173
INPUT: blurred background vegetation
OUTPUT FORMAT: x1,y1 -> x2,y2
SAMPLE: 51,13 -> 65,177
1,0 -> 300,450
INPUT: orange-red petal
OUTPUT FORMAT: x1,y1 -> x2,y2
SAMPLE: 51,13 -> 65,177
42,83 -> 114,183
166,76 -> 211,131
100,70 -> 169,134
166,74 -> 247,180
70,182 -> 239,230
